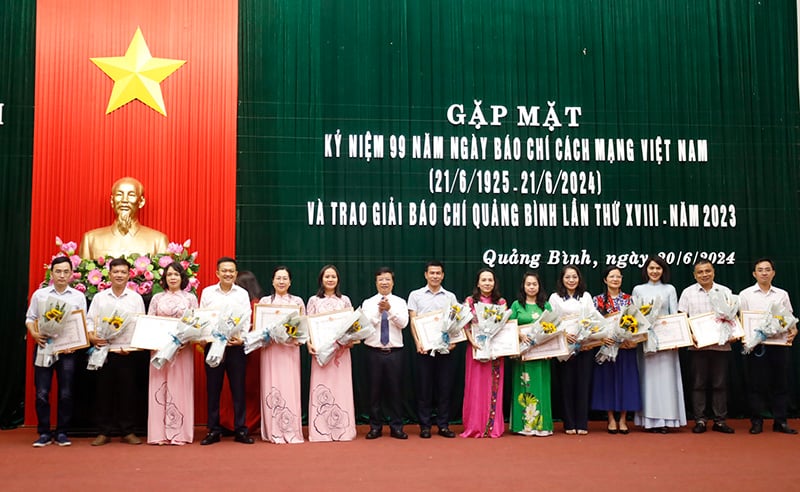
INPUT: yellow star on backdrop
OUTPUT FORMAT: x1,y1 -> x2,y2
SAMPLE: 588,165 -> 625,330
91,27 -> 185,116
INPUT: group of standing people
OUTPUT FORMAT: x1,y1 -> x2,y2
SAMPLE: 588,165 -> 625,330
26,254 -> 798,447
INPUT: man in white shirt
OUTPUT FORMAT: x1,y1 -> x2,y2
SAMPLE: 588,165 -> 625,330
739,258 -> 797,434
26,256 -> 88,447
362,267 -> 409,440
408,261 -> 458,439
199,257 -> 254,445
87,257 -> 146,446
677,259 -> 734,434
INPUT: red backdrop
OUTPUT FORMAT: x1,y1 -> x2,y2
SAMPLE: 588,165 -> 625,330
25,0 -> 238,426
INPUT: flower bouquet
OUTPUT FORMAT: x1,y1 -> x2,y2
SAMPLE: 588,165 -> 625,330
708,290 -> 742,346
596,307 -> 648,364
429,302 -> 473,356
87,308 -> 134,370
471,303 -> 513,361
519,309 -> 561,355
557,306 -> 609,361
630,296 -> 663,353
315,309 -> 375,367
742,302 -> 798,354
35,297 -> 70,368
151,309 -> 209,369
243,311 -> 305,355
205,307 -> 248,368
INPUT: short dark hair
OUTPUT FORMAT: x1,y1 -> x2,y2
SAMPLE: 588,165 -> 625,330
375,266 -> 394,280
270,266 -> 293,298
217,256 -> 238,269
160,261 -> 189,290
108,257 -> 131,270
316,264 -> 341,298
753,257 -> 775,270
556,265 -> 586,299
693,258 -> 713,270
641,255 -> 670,283
50,256 -> 73,271
424,261 -> 444,273
272,265 -> 292,281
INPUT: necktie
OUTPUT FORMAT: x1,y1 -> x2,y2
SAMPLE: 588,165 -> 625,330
380,310 -> 389,345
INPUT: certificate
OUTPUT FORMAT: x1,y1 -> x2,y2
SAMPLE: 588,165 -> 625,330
195,309 -> 221,342
411,310 -> 467,352
559,315 -> 581,336
472,319 -> 520,360
130,315 -> 179,350
254,304 -> 302,333
520,328 -> 569,361
650,313 -> 693,351
688,312 -> 744,348
741,310 -> 791,347
106,315 -> 139,352
36,310 -> 90,354
304,308 -> 354,350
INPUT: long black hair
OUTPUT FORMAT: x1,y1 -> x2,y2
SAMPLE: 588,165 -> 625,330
517,270 -> 547,310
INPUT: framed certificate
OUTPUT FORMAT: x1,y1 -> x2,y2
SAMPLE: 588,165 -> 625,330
35,310 -> 90,354
651,313 -> 693,351
741,310 -> 791,347
472,319 -> 520,360
254,304 -> 302,333
520,328 -> 569,361
688,312 -> 744,348
304,308 -> 354,350
411,309 -> 467,352
130,315 -> 179,350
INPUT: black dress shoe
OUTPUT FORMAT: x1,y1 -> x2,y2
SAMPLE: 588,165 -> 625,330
201,431 -> 221,445
749,420 -> 763,434
420,428 -> 431,439
438,427 -> 456,438
712,422 -> 735,434
390,429 -> 408,440
366,429 -> 382,440
234,431 -> 254,444
772,422 -> 798,434
692,422 -> 706,434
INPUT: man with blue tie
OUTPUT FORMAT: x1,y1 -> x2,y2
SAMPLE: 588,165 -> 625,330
361,267 -> 409,439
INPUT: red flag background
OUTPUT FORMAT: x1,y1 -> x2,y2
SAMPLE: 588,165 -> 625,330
25,0 -> 238,426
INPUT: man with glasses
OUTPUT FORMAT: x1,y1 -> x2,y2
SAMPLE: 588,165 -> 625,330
25,257 -> 88,447
739,258 -> 798,434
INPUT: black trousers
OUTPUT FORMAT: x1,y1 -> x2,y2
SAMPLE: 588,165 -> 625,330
366,346 -> 404,432
415,351 -> 454,429
690,350 -> 729,423
559,350 -> 593,431
746,345 -> 790,422
95,352 -> 139,435
34,351 -> 76,435
205,345 -> 247,433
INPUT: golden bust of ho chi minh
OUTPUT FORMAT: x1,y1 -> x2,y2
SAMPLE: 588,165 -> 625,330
79,177 -> 169,259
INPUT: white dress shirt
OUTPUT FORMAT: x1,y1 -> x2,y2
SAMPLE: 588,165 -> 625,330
361,292 -> 409,348
199,283 -> 252,327
739,284 -> 793,312
26,285 -> 87,323
86,287 -> 146,332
